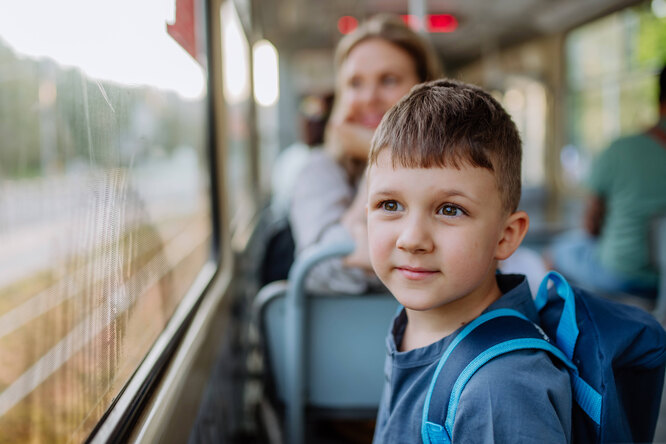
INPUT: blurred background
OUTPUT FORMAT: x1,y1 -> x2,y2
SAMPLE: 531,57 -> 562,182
0,0 -> 664,443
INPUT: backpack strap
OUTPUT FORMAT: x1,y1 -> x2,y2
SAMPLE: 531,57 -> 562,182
534,271 -> 579,359
534,271 -> 603,424
421,309 -> 576,444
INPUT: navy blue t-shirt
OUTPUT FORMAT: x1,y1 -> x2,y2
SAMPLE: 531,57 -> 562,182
372,274 -> 572,444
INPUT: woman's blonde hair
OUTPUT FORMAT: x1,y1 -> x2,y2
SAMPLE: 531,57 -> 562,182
328,14 -> 443,182
334,14 -> 443,82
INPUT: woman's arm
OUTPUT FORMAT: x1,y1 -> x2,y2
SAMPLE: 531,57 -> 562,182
289,150 -> 376,293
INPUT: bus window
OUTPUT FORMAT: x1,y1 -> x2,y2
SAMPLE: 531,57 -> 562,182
0,1 -> 216,442
501,76 -> 548,189
221,0 -> 257,233
254,39 -> 280,198
564,1 -> 666,185
455,43 -> 553,191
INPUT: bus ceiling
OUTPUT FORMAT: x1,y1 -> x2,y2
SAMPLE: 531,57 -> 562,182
235,0 -> 644,67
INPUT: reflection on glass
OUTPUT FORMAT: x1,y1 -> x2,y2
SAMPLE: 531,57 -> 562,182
0,2 -> 213,442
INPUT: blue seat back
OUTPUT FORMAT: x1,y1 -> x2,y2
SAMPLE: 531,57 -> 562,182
259,287 -> 397,407
254,241 -> 398,444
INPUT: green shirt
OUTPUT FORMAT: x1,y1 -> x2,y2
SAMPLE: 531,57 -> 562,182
586,118 -> 666,286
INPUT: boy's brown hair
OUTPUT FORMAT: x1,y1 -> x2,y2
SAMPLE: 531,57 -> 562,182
369,79 -> 522,213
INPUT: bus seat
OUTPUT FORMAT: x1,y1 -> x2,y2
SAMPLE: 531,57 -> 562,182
652,215 -> 666,322
259,214 -> 295,286
252,241 -> 398,444
239,203 -> 295,289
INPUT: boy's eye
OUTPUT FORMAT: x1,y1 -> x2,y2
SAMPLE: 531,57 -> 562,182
380,200 -> 403,212
438,205 -> 464,217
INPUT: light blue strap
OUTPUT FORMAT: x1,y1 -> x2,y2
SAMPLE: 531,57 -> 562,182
424,421 -> 450,444
571,373 -> 602,425
534,272 -> 601,423
535,271 -> 579,360
421,309 -> 529,443
442,337 -> 601,437
444,337 -> 578,435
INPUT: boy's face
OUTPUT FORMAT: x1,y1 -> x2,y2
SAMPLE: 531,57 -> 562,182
366,150 -> 509,314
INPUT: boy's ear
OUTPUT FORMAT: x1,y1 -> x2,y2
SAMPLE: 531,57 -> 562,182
494,211 -> 529,261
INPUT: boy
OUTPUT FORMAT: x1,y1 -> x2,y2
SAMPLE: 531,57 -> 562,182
366,79 -> 572,443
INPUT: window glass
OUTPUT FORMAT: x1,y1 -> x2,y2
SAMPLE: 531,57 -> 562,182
500,76 -> 548,188
221,1 -> 256,230
0,1 -> 214,442
564,2 -> 665,183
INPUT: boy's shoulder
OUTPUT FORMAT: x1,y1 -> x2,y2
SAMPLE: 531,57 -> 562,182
461,340 -> 570,396
450,345 -> 572,443
425,275 -> 573,442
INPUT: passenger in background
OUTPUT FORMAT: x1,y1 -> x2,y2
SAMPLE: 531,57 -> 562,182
270,92 -> 334,218
262,92 -> 334,285
551,65 -> 666,296
289,14 -> 443,293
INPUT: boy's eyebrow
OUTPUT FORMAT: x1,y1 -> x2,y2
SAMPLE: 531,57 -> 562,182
368,188 -> 396,197
367,188 -> 402,200
438,189 -> 481,204
369,187 -> 481,204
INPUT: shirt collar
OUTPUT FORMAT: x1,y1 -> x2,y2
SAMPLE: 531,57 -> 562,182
388,273 -> 537,362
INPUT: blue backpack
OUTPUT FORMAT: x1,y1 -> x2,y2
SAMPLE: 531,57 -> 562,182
421,271 -> 666,443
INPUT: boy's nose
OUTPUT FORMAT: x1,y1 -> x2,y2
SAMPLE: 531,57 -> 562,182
396,217 -> 433,254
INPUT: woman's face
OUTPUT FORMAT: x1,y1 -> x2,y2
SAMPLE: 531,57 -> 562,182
338,38 -> 421,129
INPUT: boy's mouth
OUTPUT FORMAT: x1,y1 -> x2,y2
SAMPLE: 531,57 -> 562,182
396,266 -> 439,280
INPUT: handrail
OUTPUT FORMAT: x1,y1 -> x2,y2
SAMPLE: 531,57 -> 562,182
283,240 -> 355,444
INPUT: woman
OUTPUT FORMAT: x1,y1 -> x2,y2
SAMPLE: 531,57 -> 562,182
289,14 -> 443,293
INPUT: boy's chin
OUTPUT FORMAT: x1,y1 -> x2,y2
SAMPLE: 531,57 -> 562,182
394,294 -> 464,313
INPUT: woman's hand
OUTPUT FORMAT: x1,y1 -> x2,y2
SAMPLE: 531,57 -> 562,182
326,120 -> 375,161
325,95 -> 375,161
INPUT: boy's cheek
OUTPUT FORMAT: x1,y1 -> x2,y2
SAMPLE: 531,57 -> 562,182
366,221 -> 380,264
366,222 -> 389,271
